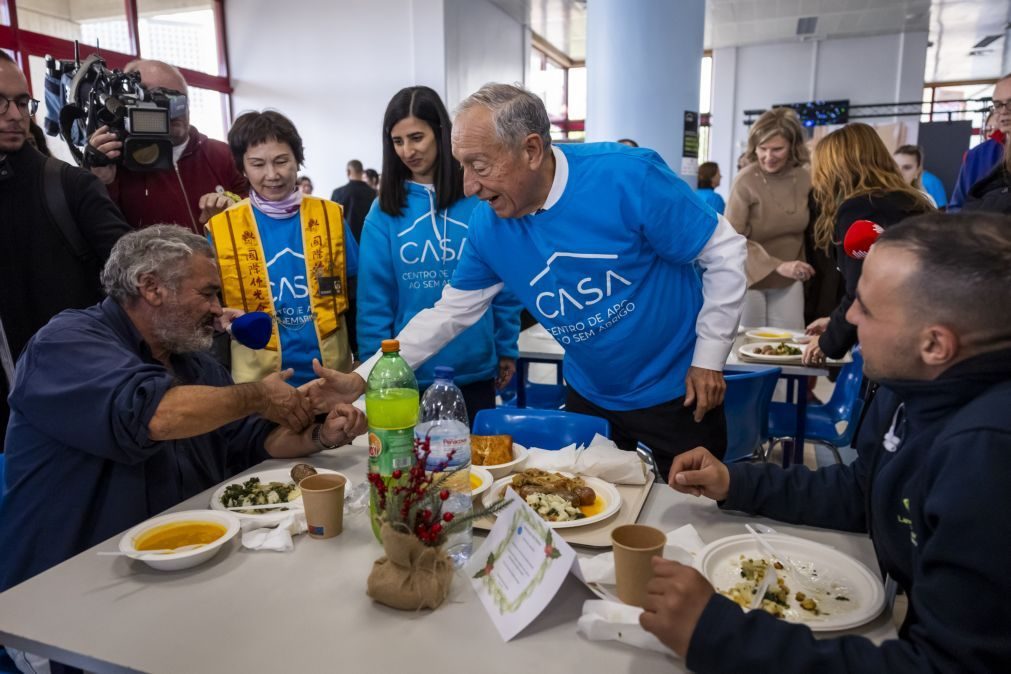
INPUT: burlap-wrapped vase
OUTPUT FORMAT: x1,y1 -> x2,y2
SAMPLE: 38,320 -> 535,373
366,523 -> 453,610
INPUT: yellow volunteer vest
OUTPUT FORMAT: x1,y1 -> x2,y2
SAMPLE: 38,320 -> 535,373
206,196 -> 352,382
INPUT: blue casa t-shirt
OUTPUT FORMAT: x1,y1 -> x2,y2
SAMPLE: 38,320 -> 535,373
252,209 -> 359,386
450,143 -> 717,410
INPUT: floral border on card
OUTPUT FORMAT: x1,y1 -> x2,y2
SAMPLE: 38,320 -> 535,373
472,507 -> 564,614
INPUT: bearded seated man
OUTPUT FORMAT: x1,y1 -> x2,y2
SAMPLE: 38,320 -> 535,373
0,225 -> 366,600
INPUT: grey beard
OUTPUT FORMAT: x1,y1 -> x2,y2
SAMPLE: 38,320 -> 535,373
151,312 -> 215,354
158,327 -> 214,354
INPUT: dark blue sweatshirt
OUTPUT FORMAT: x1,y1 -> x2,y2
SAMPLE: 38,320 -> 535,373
687,348 -> 1011,673
0,299 -> 273,592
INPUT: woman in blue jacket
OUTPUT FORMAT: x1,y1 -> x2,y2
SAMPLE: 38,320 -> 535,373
357,86 -> 522,420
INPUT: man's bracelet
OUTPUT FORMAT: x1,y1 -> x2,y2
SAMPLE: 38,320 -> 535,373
312,423 -> 342,451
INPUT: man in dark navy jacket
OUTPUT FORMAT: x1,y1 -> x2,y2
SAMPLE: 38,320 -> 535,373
0,226 -> 366,598
639,212 -> 1011,673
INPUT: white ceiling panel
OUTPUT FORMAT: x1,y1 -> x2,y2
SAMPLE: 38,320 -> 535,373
523,1 -> 1008,83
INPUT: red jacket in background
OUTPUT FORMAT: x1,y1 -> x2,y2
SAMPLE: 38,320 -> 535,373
106,126 -> 248,233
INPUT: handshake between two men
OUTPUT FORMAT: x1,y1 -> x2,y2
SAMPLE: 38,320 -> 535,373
256,359 -> 369,448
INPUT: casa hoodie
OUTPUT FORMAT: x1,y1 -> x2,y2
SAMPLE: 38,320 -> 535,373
357,183 -> 521,387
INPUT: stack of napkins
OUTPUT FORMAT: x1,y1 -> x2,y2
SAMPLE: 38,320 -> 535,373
575,524 -> 706,655
240,511 -> 307,552
522,434 -> 648,484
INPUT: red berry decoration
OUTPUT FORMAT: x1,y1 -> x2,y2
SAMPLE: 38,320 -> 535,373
392,469 -> 402,479
442,512 -> 454,522
440,489 -> 450,501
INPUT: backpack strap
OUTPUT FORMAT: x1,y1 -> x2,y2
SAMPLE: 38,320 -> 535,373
43,156 -> 92,261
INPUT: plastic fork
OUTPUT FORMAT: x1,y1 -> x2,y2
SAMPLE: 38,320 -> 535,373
745,524 -> 831,595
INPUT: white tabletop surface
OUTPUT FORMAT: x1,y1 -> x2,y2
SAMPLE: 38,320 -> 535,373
0,440 -> 895,674
518,324 -> 846,378
517,324 -> 564,362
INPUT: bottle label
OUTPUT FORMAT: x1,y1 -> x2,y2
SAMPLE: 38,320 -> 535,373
369,427 -> 415,475
368,432 -> 382,458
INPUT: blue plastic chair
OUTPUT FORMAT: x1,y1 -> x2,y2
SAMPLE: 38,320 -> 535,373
722,368 -> 782,463
473,408 -> 610,450
767,348 -> 865,464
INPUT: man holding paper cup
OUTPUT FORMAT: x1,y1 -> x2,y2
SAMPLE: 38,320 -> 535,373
638,214 -> 1011,672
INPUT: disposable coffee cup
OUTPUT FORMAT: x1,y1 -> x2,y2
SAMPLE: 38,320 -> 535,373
300,474 -> 346,539
611,524 -> 666,607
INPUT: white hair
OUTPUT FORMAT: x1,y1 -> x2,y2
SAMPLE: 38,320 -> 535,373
456,83 -> 551,148
101,225 -> 212,303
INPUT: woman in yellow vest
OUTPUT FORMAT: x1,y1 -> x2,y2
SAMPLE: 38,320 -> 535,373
206,110 -> 359,385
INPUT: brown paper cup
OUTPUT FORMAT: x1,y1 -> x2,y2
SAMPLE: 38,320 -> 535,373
299,474 -> 346,539
611,524 -> 666,607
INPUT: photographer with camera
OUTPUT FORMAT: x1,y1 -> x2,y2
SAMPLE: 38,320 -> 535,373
87,59 -> 246,233
1,51 -> 130,451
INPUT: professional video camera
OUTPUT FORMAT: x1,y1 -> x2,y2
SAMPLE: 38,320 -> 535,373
47,47 -> 186,172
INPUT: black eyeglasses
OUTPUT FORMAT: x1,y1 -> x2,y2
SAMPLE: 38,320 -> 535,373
0,94 -> 40,117
992,99 -> 1011,113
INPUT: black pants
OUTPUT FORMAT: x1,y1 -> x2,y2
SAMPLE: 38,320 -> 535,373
420,378 -> 496,430
566,387 -> 727,481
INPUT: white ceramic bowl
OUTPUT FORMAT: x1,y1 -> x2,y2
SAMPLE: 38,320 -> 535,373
117,509 -> 240,571
480,443 -> 530,480
470,465 -> 494,499
744,327 -> 802,343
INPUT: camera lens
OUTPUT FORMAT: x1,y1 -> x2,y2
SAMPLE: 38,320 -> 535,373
129,142 -> 163,166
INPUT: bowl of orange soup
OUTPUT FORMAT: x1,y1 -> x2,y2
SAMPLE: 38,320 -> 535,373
118,510 -> 241,571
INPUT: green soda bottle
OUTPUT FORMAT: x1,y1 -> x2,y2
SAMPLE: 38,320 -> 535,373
365,339 -> 419,541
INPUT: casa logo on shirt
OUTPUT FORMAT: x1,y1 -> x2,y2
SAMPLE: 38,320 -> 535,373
266,248 -> 312,329
527,251 -> 637,346
397,208 -> 469,265
528,252 -> 633,319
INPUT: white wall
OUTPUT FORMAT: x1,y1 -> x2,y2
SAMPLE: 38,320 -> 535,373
227,0 -> 416,196
443,0 -> 527,110
226,0 -> 526,196
709,31 -> 928,197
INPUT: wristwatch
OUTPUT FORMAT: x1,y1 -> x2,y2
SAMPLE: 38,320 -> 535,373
312,423 -> 342,451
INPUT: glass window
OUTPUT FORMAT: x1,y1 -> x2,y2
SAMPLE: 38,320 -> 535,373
26,54 -> 78,164
188,86 -> 227,141
924,83 -> 994,149
568,66 -> 586,122
137,1 -> 221,75
700,56 -> 712,115
16,0 -> 131,50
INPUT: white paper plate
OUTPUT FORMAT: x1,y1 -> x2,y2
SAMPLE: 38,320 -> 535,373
695,534 -> 885,631
469,465 -> 494,499
737,341 -> 806,363
210,466 -> 351,524
487,473 -> 622,529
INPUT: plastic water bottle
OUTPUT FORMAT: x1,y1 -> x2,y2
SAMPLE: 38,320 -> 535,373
366,339 -> 419,542
415,366 -> 472,567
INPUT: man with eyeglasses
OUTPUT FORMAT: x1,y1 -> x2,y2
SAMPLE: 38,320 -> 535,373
86,59 -> 247,233
949,72 -> 1010,211
0,51 -> 130,451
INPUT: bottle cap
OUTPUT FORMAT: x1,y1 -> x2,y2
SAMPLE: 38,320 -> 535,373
433,366 -> 454,380
381,339 -> 400,353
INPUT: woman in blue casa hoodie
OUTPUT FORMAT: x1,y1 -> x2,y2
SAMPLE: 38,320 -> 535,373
357,86 -> 521,420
